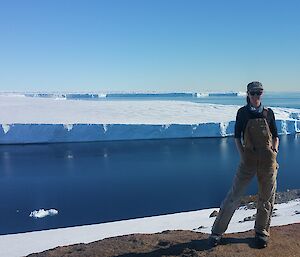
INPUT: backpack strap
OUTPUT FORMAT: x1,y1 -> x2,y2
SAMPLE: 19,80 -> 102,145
262,107 -> 269,119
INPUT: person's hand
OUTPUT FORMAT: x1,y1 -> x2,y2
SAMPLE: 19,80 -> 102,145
271,146 -> 278,153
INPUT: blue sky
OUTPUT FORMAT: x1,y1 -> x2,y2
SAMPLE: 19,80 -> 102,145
0,0 -> 300,92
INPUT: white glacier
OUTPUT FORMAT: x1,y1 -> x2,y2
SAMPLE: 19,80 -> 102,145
0,95 -> 300,144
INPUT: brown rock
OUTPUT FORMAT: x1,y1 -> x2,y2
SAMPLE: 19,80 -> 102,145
209,210 -> 219,218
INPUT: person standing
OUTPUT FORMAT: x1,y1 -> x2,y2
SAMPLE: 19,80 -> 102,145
209,81 -> 279,248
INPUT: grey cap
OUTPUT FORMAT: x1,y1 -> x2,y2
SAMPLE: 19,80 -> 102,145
247,81 -> 263,91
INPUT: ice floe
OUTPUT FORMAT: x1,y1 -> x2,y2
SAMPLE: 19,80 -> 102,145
29,209 -> 58,219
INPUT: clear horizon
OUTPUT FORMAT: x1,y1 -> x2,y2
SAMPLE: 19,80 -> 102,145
1,89 -> 300,93
1,0 -> 300,92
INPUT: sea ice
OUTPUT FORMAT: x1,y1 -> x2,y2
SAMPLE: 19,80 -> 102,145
0,95 -> 300,144
29,209 -> 58,219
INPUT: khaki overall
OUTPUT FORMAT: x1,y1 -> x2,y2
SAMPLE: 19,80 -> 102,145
212,116 -> 278,237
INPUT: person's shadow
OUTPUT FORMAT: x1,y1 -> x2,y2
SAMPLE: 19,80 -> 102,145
114,236 -> 256,257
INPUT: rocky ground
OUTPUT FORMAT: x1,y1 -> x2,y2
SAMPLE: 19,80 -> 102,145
27,190 -> 300,257
28,224 -> 300,257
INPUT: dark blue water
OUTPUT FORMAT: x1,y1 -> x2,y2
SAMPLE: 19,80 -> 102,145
0,134 -> 299,235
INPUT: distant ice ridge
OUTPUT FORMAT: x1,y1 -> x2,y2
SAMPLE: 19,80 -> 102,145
206,91 -> 246,97
106,92 -> 196,98
0,95 -> 299,144
23,93 -> 107,100
1,91 -> 247,100
29,209 -> 58,219
194,92 -> 247,97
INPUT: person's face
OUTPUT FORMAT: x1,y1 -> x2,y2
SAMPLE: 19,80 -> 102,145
248,90 -> 263,107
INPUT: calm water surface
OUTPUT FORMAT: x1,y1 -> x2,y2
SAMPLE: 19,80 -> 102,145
0,134 -> 299,235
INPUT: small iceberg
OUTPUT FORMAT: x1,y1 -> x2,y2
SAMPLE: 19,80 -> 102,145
195,92 -> 209,97
29,209 -> 58,218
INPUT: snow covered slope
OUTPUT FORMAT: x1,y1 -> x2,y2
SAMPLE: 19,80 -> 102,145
0,199 -> 299,257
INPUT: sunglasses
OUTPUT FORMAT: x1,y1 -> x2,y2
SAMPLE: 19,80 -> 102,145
249,91 -> 263,96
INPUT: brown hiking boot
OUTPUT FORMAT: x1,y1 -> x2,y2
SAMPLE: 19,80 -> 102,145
208,234 -> 222,247
255,232 -> 269,248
